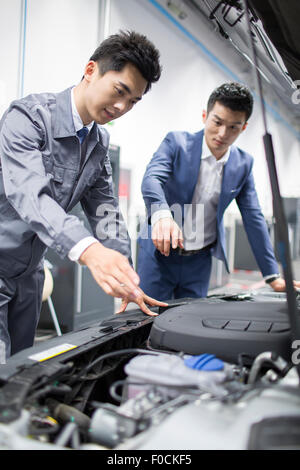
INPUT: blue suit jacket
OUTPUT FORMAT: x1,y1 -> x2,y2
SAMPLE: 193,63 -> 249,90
138,130 -> 279,276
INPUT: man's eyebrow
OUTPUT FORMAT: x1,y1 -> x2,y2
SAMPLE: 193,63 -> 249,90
117,81 -> 142,101
213,113 -> 243,124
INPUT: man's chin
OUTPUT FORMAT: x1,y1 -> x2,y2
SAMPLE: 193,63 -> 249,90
95,117 -> 111,125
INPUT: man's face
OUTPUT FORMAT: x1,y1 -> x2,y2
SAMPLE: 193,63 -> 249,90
82,61 -> 148,125
203,101 -> 248,159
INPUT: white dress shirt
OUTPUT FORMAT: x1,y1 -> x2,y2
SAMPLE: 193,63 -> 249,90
68,87 -> 99,262
183,137 -> 230,250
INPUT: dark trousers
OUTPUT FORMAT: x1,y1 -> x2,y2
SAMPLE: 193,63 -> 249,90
137,246 -> 212,301
0,267 -> 44,359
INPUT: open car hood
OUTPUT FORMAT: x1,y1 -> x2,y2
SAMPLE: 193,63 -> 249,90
249,0 -> 300,82
182,0 -> 300,123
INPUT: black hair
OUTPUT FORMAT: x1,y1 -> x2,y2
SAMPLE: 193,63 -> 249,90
207,82 -> 253,121
89,30 -> 162,93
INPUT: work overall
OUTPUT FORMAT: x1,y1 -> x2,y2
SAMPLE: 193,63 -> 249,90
0,88 -> 130,357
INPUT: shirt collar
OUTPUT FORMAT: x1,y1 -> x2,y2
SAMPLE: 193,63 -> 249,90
71,86 -> 94,133
202,134 -> 231,164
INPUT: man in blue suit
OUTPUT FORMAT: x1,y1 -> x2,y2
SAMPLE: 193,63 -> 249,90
135,82 -> 300,302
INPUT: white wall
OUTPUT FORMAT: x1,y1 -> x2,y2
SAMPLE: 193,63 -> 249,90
0,0 -> 299,228
23,0 -> 99,95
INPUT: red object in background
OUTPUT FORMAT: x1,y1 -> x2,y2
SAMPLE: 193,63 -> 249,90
119,168 -> 131,204
119,183 -> 129,198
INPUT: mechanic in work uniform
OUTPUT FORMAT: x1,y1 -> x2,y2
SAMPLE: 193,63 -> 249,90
0,31 -> 166,358
136,82 -> 300,301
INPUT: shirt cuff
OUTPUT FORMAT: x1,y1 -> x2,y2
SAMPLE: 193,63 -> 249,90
68,236 -> 99,262
151,209 -> 173,226
264,273 -> 280,283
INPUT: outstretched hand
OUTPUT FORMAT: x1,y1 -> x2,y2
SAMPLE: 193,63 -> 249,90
79,242 -> 141,299
79,242 -> 168,316
152,217 -> 184,256
116,287 -> 169,317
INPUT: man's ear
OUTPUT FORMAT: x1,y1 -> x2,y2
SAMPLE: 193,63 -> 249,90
202,109 -> 207,123
84,61 -> 97,82
242,122 -> 248,131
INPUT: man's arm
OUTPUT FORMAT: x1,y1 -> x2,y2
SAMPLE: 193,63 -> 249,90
141,133 -> 176,218
269,277 -> 300,292
0,106 -> 91,256
79,242 -> 168,316
78,154 -> 168,314
235,166 -> 299,292
141,133 -> 184,255
1,106 -> 167,315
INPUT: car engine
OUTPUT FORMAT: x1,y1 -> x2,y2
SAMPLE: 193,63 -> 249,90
1,295 -> 300,451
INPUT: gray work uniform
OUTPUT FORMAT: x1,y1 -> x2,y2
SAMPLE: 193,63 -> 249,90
0,87 -> 131,357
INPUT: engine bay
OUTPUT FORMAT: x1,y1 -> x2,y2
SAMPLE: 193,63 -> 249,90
1,294 -> 300,451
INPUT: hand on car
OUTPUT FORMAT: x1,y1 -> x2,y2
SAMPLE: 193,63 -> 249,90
152,217 -> 184,256
116,287 -> 168,317
79,242 -> 168,316
270,277 -> 300,292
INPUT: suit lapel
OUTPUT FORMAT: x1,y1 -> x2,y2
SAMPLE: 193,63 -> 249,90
187,130 -> 204,201
218,146 -> 242,217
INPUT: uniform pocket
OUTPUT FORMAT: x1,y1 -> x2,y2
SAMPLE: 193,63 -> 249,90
47,165 -> 68,203
88,169 -> 101,186
52,165 -> 64,183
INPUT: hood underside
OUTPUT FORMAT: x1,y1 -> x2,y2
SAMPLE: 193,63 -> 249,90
182,0 -> 300,123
